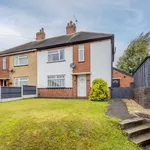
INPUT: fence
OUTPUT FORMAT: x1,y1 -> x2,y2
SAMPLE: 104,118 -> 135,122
0,85 -> 37,102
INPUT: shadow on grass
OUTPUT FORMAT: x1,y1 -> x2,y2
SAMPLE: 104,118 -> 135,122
90,99 -> 111,102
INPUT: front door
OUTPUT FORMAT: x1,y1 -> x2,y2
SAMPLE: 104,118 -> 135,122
77,75 -> 86,97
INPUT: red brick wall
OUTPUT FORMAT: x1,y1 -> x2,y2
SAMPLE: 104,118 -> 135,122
86,74 -> 91,97
73,43 -> 90,73
113,69 -> 133,87
0,56 -> 9,78
38,88 -> 74,98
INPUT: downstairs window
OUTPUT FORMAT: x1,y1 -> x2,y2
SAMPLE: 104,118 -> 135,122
47,75 -> 65,88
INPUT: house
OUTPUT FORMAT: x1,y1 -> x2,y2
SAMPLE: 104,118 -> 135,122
0,21 -> 115,98
0,56 -> 9,86
132,56 -> 150,108
112,67 -> 133,87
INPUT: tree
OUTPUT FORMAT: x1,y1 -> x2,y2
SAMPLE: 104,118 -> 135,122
116,32 -> 150,74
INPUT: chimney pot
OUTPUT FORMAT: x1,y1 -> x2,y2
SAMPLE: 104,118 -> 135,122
36,27 -> 46,40
66,21 -> 76,35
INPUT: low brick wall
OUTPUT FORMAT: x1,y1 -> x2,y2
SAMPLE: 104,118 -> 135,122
38,88 -> 74,98
133,87 -> 150,108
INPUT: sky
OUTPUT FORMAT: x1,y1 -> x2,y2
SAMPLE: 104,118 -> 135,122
0,0 -> 149,65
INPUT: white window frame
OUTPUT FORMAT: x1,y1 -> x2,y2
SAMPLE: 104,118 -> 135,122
14,54 -> 28,66
2,57 -> 6,70
48,49 -> 65,63
78,45 -> 84,62
47,75 -> 65,88
14,77 -> 28,87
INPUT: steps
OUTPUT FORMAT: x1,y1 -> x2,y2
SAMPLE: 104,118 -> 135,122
120,117 -> 150,148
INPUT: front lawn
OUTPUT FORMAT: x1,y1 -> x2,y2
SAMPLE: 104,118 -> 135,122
0,99 -> 140,150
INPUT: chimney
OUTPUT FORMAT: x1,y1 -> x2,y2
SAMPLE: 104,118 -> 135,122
36,28 -> 46,40
66,21 -> 76,34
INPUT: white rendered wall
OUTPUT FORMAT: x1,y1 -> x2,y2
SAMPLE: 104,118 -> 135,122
90,40 -> 112,87
37,47 -> 73,88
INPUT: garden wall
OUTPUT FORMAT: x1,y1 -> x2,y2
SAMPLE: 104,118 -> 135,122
133,87 -> 150,108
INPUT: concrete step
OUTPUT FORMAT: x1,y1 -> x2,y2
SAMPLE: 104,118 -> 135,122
131,132 -> 150,146
125,124 -> 150,138
120,117 -> 145,130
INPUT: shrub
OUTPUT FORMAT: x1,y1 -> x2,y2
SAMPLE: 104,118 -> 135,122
89,78 -> 109,101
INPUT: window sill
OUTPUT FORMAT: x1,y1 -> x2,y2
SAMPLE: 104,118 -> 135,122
14,65 -> 28,67
47,60 -> 66,63
78,61 -> 84,63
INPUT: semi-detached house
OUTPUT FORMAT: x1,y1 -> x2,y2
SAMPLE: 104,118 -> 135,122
0,21 -> 115,98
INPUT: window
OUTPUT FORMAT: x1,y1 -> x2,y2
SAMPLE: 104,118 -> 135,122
48,49 -> 65,62
14,77 -> 28,87
78,45 -> 84,62
14,55 -> 28,66
47,75 -> 65,88
2,57 -> 6,70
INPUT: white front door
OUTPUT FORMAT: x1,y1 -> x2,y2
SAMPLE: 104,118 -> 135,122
77,75 -> 86,97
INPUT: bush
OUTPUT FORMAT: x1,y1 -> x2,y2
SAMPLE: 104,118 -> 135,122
89,78 -> 109,101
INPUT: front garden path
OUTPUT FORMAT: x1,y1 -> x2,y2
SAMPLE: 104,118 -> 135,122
107,99 -> 133,120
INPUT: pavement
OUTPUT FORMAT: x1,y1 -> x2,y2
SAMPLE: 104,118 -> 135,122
107,99 -> 133,120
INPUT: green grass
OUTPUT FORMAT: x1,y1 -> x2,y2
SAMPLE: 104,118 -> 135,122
0,99 -> 141,150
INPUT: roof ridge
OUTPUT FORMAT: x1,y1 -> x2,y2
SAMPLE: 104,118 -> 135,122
79,31 -> 113,35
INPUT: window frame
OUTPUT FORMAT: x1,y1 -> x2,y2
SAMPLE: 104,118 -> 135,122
14,77 -> 28,87
2,57 -> 6,70
48,49 -> 65,63
78,45 -> 84,62
47,75 -> 65,88
14,54 -> 28,66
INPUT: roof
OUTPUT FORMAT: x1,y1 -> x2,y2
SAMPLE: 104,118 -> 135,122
132,56 -> 150,75
0,31 -> 113,56
113,67 -> 133,77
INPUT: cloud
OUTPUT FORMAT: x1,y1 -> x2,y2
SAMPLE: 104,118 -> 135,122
0,0 -> 148,64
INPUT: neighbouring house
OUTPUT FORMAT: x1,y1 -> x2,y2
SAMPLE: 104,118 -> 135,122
0,21 -> 115,98
133,56 -> 150,108
0,56 -> 10,86
0,49 -> 37,87
112,67 -> 133,87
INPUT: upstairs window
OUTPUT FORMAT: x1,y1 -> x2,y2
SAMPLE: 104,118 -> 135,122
2,57 -> 6,70
14,55 -> 28,66
78,45 -> 84,62
14,77 -> 28,87
48,49 -> 65,62
47,75 -> 65,88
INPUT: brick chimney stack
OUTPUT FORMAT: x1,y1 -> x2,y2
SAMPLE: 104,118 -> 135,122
36,28 -> 46,40
66,21 -> 76,34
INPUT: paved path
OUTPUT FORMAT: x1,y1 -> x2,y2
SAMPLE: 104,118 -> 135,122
107,99 -> 133,120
